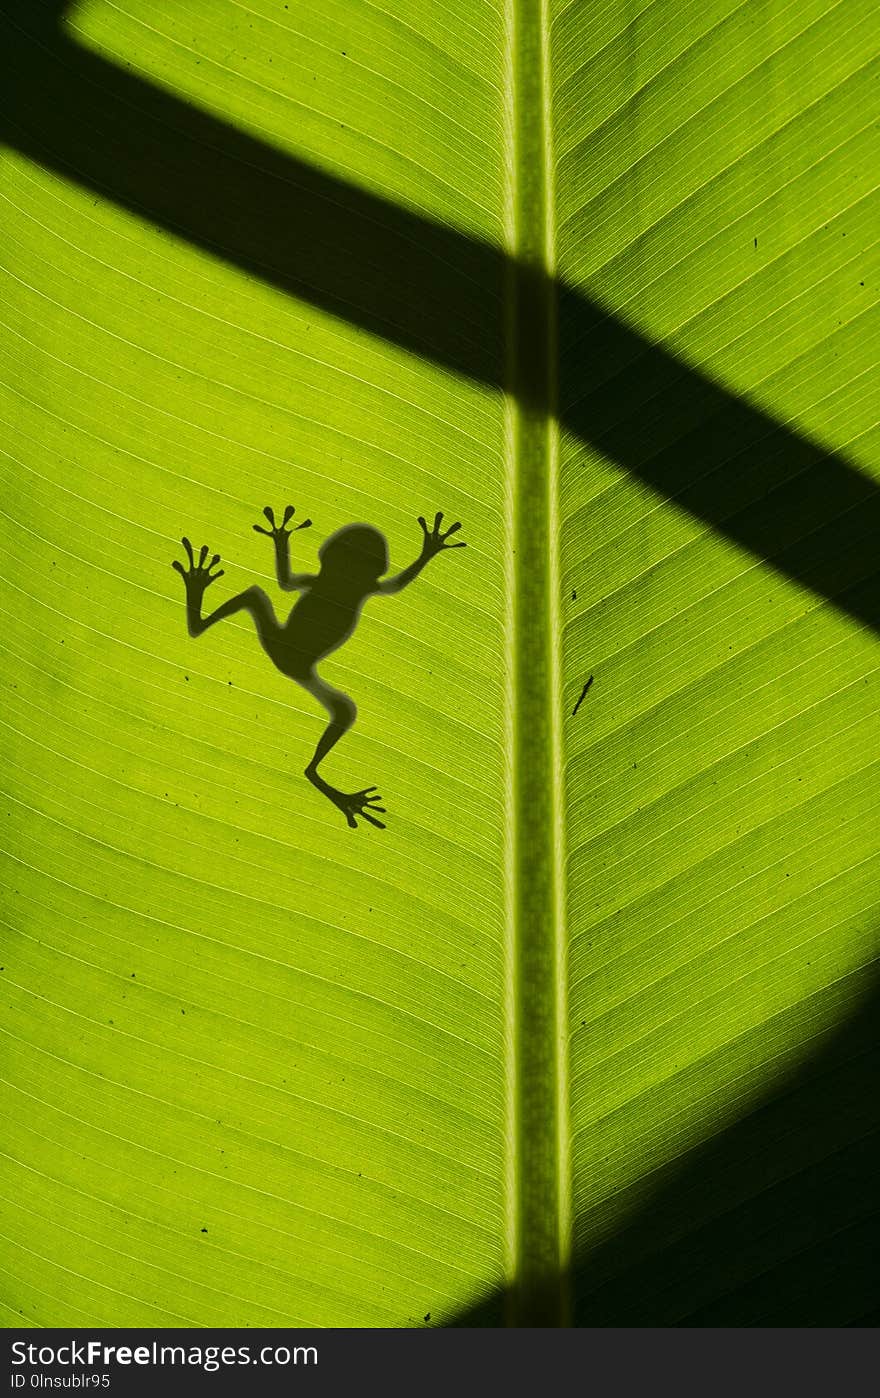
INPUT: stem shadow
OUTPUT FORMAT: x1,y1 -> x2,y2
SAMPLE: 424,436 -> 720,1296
1,1 -> 877,634
453,966 -> 880,1325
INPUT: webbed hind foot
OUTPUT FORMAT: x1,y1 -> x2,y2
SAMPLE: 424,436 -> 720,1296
306,770 -> 386,830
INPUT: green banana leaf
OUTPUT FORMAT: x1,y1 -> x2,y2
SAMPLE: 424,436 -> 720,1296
0,0 -> 877,1327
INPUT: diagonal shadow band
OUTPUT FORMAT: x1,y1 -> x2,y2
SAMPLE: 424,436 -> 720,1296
1,0 -> 878,635
452,964 -> 880,1326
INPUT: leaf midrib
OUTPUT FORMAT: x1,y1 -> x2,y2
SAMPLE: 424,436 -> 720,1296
507,0 -> 569,1325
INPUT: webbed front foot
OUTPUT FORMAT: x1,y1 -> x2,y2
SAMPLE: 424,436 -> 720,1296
253,504 -> 312,540
172,537 -> 224,592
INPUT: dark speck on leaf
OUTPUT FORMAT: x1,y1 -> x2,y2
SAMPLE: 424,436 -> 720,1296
572,590 -> 577,600
572,675 -> 593,716
424,1313 -> 430,1323
201,1227 -> 208,1234
754,237 -> 757,248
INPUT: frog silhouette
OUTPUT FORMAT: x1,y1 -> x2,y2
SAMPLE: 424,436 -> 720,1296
173,506 -> 465,828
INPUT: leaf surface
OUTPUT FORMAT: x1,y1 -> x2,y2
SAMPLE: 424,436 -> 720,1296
557,0 -> 880,1323
0,0 -> 877,1327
